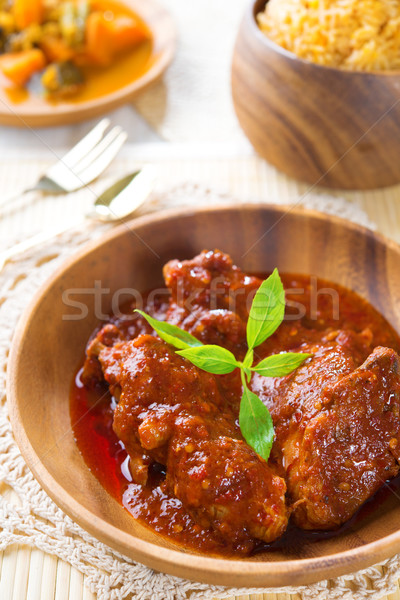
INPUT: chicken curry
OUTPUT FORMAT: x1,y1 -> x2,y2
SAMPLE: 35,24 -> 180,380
71,250 -> 400,556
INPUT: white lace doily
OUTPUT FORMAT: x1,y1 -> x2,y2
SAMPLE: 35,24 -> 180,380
2,185 -> 397,600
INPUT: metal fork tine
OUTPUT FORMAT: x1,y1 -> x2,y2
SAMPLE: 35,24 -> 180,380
46,118 -> 110,177
74,131 -> 128,189
45,126 -> 126,193
73,125 -> 124,175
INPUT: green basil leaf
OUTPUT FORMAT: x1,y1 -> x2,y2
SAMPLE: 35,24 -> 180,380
243,348 -> 254,369
246,269 -> 285,350
252,352 -> 312,377
176,345 -> 240,374
135,309 -> 203,350
239,379 -> 274,461
244,368 -> 252,383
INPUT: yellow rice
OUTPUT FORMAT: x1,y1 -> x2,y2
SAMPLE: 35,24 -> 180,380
257,0 -> 400,71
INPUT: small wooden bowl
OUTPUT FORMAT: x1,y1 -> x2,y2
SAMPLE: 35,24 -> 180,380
232,0 -> 400,190
7,204 -> 400,587
0,0 -> 176,127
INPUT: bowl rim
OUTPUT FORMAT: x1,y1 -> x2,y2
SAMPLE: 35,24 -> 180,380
249,0 -> 400,78
7,202 -> 400,587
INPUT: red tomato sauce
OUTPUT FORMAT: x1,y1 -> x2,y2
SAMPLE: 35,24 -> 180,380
70,274 -> 400,556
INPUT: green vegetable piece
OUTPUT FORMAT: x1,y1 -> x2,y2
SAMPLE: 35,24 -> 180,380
60,1 -> 75,45
177,345 -> 240,375
60,0 -> 89,47
246,268 -> 285,350
239,375 -> 274,461
42,61 -> 84,95
251,352 -> 312,377
135,309 -> 203,350
76,0 -> 89,38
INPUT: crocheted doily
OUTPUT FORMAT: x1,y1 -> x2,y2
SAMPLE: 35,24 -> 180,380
1,185 -> 396,600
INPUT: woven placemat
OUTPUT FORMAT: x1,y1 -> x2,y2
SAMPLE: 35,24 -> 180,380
1,184 -> 398,600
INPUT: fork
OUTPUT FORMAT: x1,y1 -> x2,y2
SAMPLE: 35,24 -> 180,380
0,119 -> 128,210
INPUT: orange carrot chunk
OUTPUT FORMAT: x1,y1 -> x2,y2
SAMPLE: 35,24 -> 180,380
13,0 -> 44,30
0,48 -> 46,86
40,36 -> 74,63
85,11 -> 149,66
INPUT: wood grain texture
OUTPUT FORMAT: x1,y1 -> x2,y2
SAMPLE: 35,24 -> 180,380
7,203 -> 400,588
0,0 -> 176,127
231,0 -> 400,190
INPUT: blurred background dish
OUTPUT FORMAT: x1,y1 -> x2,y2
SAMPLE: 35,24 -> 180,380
256,0 -> 400,72
0,0 -> 176,127
231,0 -> 400,190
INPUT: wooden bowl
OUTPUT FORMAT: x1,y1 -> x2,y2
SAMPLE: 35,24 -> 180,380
231,0 -> 400,190
0,0 -> 175,128
7,204 -> 400,587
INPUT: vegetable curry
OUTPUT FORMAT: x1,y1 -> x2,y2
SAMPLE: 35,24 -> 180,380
0,0 -> 152,101
71,250 -> 400,556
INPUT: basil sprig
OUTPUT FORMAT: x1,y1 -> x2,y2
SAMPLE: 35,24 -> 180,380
135,269 -> 311,461
239,370 -> 275,460
135,310 -> 202,350
247,268 -> 285,349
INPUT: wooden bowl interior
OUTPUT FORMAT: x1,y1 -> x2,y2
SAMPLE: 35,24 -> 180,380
8,205 -> 400,586
0,0 -> 176,127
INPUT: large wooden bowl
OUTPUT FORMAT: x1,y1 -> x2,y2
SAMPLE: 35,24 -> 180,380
7,204 -> 400,587
0,0 -> 175,127
231,0 -> 400,190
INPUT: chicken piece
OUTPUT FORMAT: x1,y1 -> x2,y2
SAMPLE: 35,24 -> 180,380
81,307 -> 154,387
81,323 -> 124,386
163,249 -> 261,358
291,346 -> 400,529
168,435 -> 287,546
253,329 -> 373,446
102,334 -> 235,468
253,331 -> 400,530
97,334 -> 288,546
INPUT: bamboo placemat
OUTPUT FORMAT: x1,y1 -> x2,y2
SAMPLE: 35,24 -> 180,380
1,146 -> 400,600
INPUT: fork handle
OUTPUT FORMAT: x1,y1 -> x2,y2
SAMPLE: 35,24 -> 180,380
0,222 -> 79,271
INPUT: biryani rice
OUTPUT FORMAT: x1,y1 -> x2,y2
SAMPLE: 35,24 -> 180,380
257,0 -> 400,71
